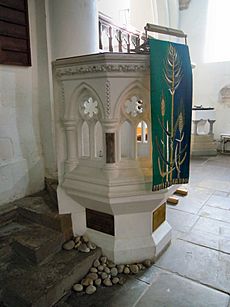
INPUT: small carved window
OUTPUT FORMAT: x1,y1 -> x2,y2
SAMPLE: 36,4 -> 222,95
83,97 -> 98,118
136,121 -> 148,143
137,121 -> 149,158
125,96 -> 143,117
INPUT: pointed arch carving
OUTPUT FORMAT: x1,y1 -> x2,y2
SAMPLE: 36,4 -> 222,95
114,80 -> 150,120
64,82 -> 105,120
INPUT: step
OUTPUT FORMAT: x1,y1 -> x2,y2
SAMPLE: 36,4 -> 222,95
16,196 -> 73,240
0,202 -> 18,227
12,223 -> 64,265
2,247 -> 102,307
0,221 -> 29,302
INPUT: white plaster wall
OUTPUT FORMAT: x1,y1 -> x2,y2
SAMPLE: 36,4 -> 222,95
130,0 -> 155,32
98,0 -> 130,24
179,0 -> 230,143
130,0 -> 179,35
0,0 -> 56,206
98,0 -> 179,35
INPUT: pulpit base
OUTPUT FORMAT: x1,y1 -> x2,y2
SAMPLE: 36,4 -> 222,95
57,186 -> 173,264
85,221 -> 172,264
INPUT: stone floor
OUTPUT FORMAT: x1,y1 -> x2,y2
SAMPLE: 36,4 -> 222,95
58,154 -> 230,307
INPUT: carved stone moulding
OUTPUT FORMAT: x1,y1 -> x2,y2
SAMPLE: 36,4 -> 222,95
220,84 -> 230,103
56,64 -> 148,78
179,0 -> 191,10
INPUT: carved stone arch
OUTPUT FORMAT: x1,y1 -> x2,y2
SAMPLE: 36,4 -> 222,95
114,80 -> 150,121
64,82 -> 105,120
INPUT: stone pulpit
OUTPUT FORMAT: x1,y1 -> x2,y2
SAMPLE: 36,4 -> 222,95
53,53 -> 176,264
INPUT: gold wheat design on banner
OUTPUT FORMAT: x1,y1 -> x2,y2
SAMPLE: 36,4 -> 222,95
156,44 -> 188,182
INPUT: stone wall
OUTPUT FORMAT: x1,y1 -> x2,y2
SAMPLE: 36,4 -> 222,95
0,0 -> 56,206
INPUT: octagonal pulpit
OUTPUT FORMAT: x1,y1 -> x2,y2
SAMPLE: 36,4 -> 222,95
53,53 -> 175,264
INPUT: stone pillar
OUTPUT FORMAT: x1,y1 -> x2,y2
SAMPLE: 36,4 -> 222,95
63,121 -> 78,173
48,0 -> 99,60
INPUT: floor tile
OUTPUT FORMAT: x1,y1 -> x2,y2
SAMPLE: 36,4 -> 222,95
166,208 -> 199,233
205,195 -> 230,211
180,217 -> 230,254
182,229 -> 220,251
192,217 -> 230,237
155,239 -> 230,294
136,270 -> 229,307
214,191 -> 229,197
197,179 -> 230,193
171,186 -> 213,214
62,275 -> 149,307
171,229 -> 185,240
199,206 -> 230,224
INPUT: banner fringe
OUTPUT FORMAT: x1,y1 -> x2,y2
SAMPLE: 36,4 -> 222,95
152,178 -> 189,191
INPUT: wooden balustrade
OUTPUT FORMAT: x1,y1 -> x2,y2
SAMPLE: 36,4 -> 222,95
99,13 -> 142,53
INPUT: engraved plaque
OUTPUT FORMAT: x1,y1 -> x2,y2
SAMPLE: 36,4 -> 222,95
86,208 -> 114,236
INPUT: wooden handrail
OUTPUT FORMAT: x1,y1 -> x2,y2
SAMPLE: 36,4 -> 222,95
99,12 -> 142,53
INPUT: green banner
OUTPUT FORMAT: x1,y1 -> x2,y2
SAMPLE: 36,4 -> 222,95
150,39 -> 193,191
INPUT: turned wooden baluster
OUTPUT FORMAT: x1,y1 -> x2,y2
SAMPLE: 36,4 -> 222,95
127,33 -> 130,53
118,30 -> 122,52
99,20 -> 103,50
109,26 -> 113,52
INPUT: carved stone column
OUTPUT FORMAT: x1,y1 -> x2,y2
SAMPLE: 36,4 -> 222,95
63,120 -> 78,172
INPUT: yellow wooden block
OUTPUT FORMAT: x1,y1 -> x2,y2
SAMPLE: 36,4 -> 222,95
167,196 -> 179,205
175,188 -> 188,196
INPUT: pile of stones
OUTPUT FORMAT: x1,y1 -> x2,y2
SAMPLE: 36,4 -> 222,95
62,235 -> 96,253
62,235 -> 152,295
72,255 -> 152,295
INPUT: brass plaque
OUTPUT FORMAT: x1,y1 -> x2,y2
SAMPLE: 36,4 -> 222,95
152,203 -> 166,232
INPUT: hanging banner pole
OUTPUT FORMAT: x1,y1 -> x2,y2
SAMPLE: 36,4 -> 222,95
144,23 -> 187,45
